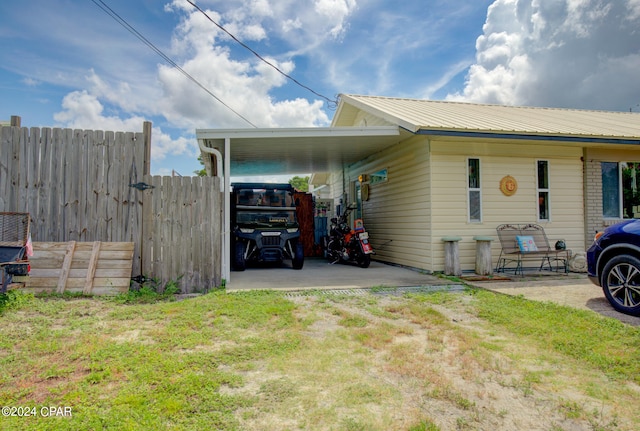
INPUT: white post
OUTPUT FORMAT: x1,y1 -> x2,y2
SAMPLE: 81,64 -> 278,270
223,137 -> 231,283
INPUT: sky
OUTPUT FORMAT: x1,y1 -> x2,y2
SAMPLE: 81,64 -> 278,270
1,0 -> 640,177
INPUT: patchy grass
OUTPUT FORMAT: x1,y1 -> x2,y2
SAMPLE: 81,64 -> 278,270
470,289 -> 640,383
0,287 -> 638,430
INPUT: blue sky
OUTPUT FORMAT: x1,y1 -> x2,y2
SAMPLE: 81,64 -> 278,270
1,0 -> 640,177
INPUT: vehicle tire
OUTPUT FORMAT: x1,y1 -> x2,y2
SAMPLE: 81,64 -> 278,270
234,241 -> 246,271
357,253 -> 371,268
325,238 -> 338,263
601,254 -> 640,316
292,242 -> 304,270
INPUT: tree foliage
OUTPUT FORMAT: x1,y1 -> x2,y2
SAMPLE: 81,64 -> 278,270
289,176 -> 310,192
194,155 -> 207,177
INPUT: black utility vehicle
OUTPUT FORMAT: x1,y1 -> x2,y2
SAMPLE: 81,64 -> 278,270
231,183 -> 304,270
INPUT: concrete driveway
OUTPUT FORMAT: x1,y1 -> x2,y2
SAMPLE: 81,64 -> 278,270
466,274 -> 640,326
226,257 -> 452,292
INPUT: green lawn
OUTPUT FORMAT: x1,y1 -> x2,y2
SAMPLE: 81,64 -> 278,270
0,287 -> 638,430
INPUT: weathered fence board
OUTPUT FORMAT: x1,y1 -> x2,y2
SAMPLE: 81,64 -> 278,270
1,122 -> 222,293
140,174 -> 221,292
15,241 -> 134,294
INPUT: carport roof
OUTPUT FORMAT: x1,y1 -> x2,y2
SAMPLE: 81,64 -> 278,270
196,126 -> 404,176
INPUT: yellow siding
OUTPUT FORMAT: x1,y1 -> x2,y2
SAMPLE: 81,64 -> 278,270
353,111 -> 395,127
326,170 -> 344,213
345,136 -> 431,269
430,141 -> 585,272
323,130 -> 585,273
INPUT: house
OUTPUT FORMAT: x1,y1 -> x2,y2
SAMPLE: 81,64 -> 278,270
197,94 -> 640,278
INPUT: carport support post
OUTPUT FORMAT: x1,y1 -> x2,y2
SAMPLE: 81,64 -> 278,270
441,237 -> 462,276
223,137 -> 231,283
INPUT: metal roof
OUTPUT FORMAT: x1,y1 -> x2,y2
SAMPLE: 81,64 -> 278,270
334,94 -> 640,140
198,95 -> 640,178
196,126 -> 404,176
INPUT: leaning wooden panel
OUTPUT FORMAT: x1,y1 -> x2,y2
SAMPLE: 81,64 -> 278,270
83,241 -> 101,294
18,241 -> 134,295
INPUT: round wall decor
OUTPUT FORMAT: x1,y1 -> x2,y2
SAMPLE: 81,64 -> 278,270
499,175 -> 518,196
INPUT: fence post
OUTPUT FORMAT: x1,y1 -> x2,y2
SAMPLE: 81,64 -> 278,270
142,121 -> 152,176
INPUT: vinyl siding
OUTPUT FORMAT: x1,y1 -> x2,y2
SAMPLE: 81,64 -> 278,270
345,136 -> 431,269
430,141 -> 585,271
353,110 -> 396,127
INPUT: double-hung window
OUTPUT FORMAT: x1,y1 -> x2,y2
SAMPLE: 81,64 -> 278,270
602,162 -> 640,219
468,158 -> 481,222
537,160 -> 550,221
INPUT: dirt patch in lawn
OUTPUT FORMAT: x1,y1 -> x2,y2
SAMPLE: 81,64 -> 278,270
224,292 -> 637,431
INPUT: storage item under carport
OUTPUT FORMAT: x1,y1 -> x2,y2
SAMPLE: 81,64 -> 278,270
0,212 -> 31,292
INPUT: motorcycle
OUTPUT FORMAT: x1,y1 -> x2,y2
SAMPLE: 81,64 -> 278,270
325,203 -> 374,268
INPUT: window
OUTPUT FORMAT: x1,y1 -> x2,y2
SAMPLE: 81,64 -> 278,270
537,160 -> 550,221
602,162 -> 620,218
468,158 -> 481,222
601,162 -> 640,219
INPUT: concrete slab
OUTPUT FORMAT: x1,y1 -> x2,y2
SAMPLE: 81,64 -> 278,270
465,274 -> 640,326
226,258 -> 450,292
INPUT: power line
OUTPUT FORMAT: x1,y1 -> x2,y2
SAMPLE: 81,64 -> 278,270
89,0 -> 258,127
185,0 -> 338,109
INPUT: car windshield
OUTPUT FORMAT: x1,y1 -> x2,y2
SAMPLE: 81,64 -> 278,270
235,188 -> 294,207
234,187 -> 297,228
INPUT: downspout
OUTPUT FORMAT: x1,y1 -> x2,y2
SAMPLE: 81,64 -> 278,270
197,140 -> 224,183
197,139 -> 229,284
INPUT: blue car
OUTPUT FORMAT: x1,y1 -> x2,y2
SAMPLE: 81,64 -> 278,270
587,219 -> 640,316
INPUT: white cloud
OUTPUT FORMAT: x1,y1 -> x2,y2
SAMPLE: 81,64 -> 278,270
53,90 -> 195,163
154,3 -> 331,128
22,77 -> 40,87
314,0 -> 357,38
628,0 -> 640,19
450,0 -> 640,111
51,0 -> 336,171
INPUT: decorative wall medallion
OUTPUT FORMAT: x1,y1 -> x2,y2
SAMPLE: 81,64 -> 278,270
499,175 -> 517,196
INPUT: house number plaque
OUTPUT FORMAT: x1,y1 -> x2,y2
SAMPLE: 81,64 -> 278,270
499,175 -> 517,196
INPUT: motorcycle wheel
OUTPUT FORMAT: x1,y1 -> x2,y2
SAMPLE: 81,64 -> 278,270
357,253 -> 371,268
325,238 -> 339,263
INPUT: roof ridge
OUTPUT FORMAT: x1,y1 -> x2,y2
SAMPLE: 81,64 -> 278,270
341,94 -> 640,116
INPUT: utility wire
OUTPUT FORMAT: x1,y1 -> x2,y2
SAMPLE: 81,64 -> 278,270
185,0 -> 338,109
90,0 -> 258,127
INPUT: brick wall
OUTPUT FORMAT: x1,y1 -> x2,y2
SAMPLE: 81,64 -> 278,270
584,158 -> 603,247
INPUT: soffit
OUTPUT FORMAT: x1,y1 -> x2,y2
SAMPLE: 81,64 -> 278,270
196,126 -> 404,176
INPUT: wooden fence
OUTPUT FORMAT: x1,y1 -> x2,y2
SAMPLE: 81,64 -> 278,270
0,119 -> 221,292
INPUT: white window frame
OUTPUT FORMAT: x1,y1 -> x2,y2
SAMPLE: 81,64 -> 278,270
467,158 -> 482,223
536,160 -> 550,221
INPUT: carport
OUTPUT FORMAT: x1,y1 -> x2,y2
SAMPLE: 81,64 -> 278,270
195,126 -> 407,284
